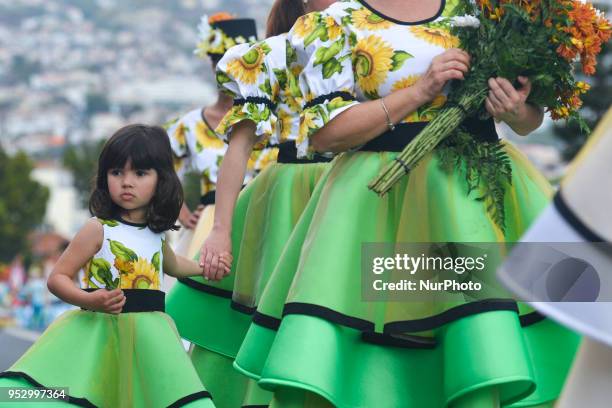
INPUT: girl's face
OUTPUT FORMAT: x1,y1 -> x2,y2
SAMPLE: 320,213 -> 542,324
107,159 -> 158,213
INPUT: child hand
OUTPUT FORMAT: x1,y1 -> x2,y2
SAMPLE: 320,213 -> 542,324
200,229 -> 232,281
85,288 -> 126,314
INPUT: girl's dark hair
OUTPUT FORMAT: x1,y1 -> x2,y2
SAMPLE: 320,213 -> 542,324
266,0 -> 307,37
89,124 -> 183,233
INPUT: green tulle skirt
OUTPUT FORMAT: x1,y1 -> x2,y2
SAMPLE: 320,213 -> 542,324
165,162 -> 330,408
234,143 -> 580,407
166,162 -> 330,353
0,310 -> 213,408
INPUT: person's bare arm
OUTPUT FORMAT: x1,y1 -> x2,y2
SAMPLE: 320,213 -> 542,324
311,49 -> 471,152
200,120 -> 256,281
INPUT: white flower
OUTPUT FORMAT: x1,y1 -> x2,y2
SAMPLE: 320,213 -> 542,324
196,15 -> 212,43
235,35 -> 246,44
450,15 -> 480,28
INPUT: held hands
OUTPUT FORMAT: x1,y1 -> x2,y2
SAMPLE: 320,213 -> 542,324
485,76 -> 532,124
199,227 -> 233,281
415,48 -> 471,103
85,288 -> 126,314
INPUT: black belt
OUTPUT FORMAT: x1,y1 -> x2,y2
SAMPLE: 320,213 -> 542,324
200,190 -> 216,206
82,288 -> 165,313
277,141 -> 332,164
359,117 -> 499,152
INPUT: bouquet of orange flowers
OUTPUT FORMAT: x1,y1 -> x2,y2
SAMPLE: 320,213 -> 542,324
369,0 -> 610,229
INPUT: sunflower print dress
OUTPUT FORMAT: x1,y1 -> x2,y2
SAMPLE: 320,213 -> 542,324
0,217 -> 214,408
227,1 -> 580,407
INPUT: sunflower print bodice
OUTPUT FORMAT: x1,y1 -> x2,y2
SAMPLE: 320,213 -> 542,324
165,108 -> 276,196
288,0 -> 460,155
82,218 -> 165,290
216,34 -> 307,156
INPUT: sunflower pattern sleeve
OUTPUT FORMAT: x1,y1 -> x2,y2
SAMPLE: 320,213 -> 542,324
164,116 -> 190,178
288,11 -> 360,158
216,41 -> 281,149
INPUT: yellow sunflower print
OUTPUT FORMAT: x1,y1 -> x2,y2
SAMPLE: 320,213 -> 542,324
299,109 -> 319,144
352,35 -> 394,95
254,148 -> 279,171
352,8 -> 394,31
114,257 -> 134,275
226,46 -> 265,85
393,75 -> 421,123
294,13 -> 317,39
392,75 -> 420,92
122,257 -> 160,289
278,109 -> 294,142
195,121 -> 224,151
325,16 -> 343,40
409,25 -> 459,49
173,122 -> 186,149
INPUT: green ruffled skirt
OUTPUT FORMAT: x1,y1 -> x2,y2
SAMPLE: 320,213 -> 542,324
234,143 -> 580,407
0,310 -> 213,408
165,162 -> 330,407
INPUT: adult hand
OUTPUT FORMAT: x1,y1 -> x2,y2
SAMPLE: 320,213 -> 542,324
485,76 -> 532,124
415,48 -> 471,103
199,227 -> 233,281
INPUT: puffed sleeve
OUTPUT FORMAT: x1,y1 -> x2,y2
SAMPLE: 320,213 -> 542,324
215,40 -> 283,149
288,11 -> 360,157
163,116 -> 190,180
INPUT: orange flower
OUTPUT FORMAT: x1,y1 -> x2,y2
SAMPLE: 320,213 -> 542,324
556,1 -> 611,75
208,12 -> 234,24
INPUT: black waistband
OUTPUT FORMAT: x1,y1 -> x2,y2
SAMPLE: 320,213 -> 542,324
200,190 -> 216,206
359,117 -> 499,152
82,288 -> 165,313
277,141 -> 332,164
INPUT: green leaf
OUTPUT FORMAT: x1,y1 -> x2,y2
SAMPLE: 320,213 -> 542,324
314,39 -> 344,67
108,239 -> 138,262
98,219 -> 119,227
391,51 -> 413,71
322,58 -> 343,79
152,251 -> 161,272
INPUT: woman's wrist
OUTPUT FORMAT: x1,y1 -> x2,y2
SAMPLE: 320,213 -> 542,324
407,83 -> 434,108
212,222 -> 231,234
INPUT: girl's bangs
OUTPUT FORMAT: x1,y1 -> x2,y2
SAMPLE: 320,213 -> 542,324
105,133 -> 160,170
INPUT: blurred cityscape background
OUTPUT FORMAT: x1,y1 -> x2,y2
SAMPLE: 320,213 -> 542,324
0,0 -> 610,370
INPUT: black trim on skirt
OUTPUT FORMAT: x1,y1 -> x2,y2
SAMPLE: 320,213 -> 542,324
82,289 -> 165,313
554,191 -> 606,242
231,301 -> 257,315
519,311 -> 547,327
281,299 -> 543,336
283,302 -> 375,332
359,117 -> 499,152
0,371 -> 97,408
277,141 -> 333,164
383,299 -> 519,334
361,332 -> 437,349
252,311 -> 282,331
177,278 -> 233,299
200,190 -> 216,206
167,391 -> 213,408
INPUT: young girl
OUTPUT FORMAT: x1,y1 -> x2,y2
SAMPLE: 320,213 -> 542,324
0,125 -> 214,408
